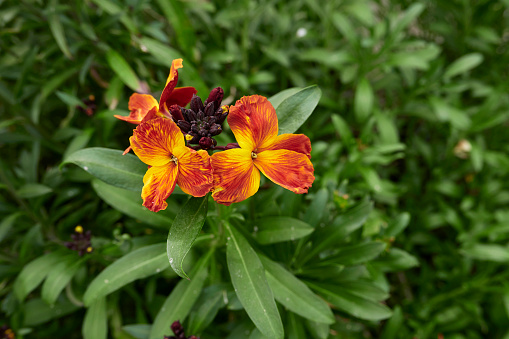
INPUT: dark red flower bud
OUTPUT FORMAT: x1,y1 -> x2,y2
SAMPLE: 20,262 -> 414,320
204,102 -> 215,117
177,120 -> 191,132
205,87 -> 224,110
209,124 -> 222,136
168,104 -> 184,121
199,137 -> 214,149
190,95 -> 204,114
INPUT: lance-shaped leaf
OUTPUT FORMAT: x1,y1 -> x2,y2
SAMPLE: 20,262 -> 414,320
83,243 -> 168,306
225,223 -> 284,339
275,85 -> 321,135
252,217 -> 313,245
82,298 -> 108,339
307,281 -> 392,321
150,250 -> 212,339
167,196 -> 208,279
106,49 -> 141,92
42,256 -> 86,305
92,180 -> 176,228
14,251 -> 67,301
260,256 -> 334,324
63,147 -> 146,192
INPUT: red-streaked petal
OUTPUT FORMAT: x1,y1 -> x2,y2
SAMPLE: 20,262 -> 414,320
228,95 -> 278,151
114,93 -> 158,124
211,148 -> 260,206
258,133 -> 312,159
130,117 -> 185,167
173,146 -> 213,197
141,164 -> 178,212
254,149 -> 314,194
164,87 -> 197,108
159,59 -> 184,113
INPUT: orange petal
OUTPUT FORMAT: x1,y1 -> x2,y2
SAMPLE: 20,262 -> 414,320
159,59 -> 185,113
228,95 -> 278,151
254,149 -> 314,194
141,164 -> 178,212
173,146 -> 213,197
258,133 -> 312,159
114,93 -> 158,124
130,117 -> 185,167
211,148 -> 260,205
163,87 -> 197,110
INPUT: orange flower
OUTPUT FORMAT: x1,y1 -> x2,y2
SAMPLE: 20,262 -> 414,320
114,59 -> 196,124
130,117 -> 213,212
211,95 -> 314,205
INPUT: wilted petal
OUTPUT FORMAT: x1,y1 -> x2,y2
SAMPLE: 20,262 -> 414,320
254,149 -> 314,194
141,164 -> 178,212
115,93 -> 158,124
211,148 -> 260,205
258,133 -> 312,159
173,146 -> 213,197
228,95 -> 278,151
130,118 -> 185,167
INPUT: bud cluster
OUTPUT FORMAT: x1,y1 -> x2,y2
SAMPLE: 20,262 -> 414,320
164,321 -> 199,339
65,226 -> 93,256
172,87 -> 228,150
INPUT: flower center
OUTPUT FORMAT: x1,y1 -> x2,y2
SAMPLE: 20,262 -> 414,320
170,155 -> 178,164
251,151 -> 257,159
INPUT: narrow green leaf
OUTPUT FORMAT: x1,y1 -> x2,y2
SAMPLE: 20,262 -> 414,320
83,243 -> 168,306
354,78 -> 374,122
16,183 -> 52,198
385,212 -> 410,237
92,180 -> 176,228
42,256 -> 85,305
275,85 -> 321,135
372,248 -> 419,271
335,281 -> 389,301
381,306 -> 404,339
47,0 -> 72,59
225,223 -> 284,339
24,298 -> 79,326
150,250 -> 212,339
56,91 -> 87,108
89,0 -> 138,33
462,243 -> 509,262
444,53 -> 484,79
391,3 -> 425,36
252,217 -> 313,245
106,49 -> 141,92
322,242 -> 386,266
156,0 -> 196,57
0,212 -> 22,244
260,256 -> 334,324
123,324 -> 151,339
83,298 -> 108,339
63,147 -> 147,192
14,251 -> 66,301
187,288 -> 224,334
302,198 -> 373,264
304,319 -> 330,339
167,196 -> 208,279
308,282 -> 393,321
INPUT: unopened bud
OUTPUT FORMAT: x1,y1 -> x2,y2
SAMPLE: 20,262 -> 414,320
199,137 -> 214,149
205,87 -> 224,110
177,120 -> 191,132
190,95 -> 204,113
168,104 -> 184,121
204,102 -> 215,117
209,124 -> 222,136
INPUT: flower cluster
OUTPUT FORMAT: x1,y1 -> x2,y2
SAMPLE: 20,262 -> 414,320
163,321 -> 198,339
115,59 -> 315,212
65,226 -> 93,256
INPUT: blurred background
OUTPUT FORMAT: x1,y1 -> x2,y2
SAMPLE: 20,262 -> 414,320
1,0 -> 509,338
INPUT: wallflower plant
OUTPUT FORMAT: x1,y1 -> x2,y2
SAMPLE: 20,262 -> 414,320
64,59 -> 336,339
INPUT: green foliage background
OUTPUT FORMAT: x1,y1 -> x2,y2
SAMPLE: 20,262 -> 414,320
1,0 -> 509,338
